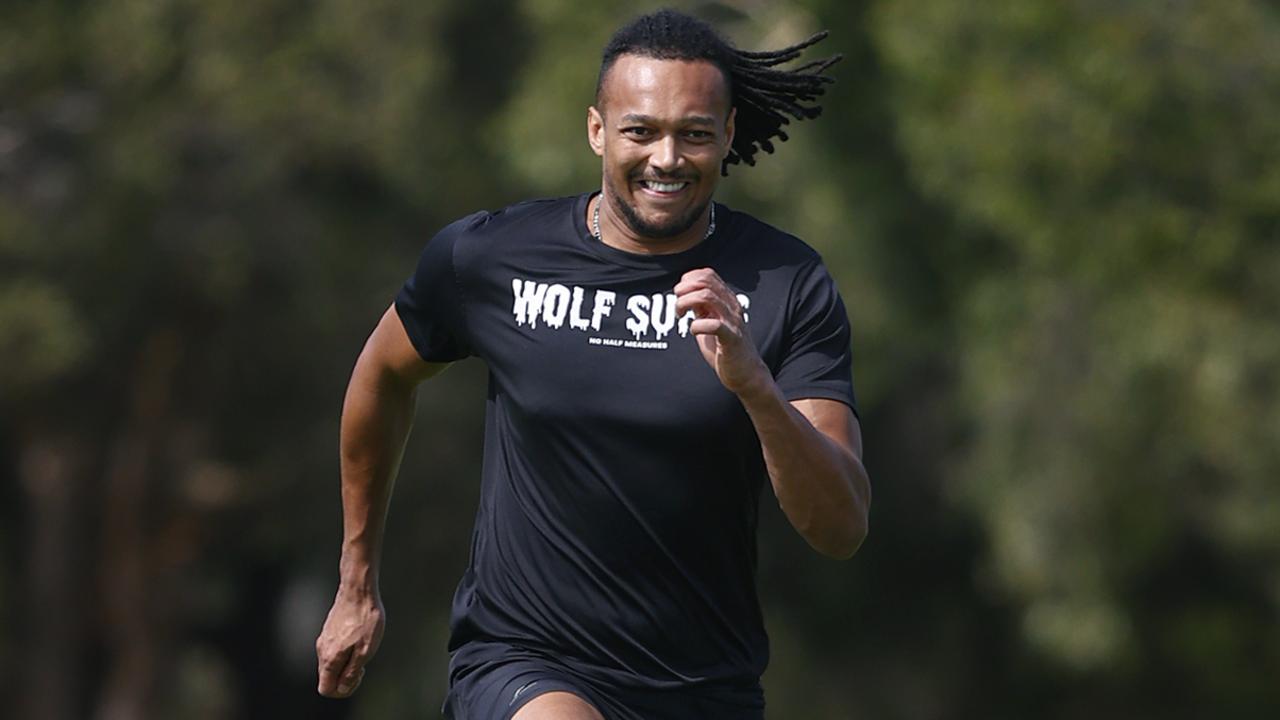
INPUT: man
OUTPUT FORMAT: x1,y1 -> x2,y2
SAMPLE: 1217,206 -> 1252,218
316,9 -> 870,719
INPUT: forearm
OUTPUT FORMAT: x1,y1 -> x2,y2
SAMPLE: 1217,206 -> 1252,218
738,379 -> 870,559
337,351 -> 418,594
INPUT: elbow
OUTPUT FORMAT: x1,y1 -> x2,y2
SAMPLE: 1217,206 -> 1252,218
803,507 -> 868,560
818,515 -> 868,560
821,473 -> 871,560
784,464 -> 872,560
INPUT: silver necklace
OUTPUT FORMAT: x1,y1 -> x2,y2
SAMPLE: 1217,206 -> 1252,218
592,196 -> 716,242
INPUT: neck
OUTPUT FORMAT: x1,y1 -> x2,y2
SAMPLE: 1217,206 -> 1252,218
591,192 -> 713,256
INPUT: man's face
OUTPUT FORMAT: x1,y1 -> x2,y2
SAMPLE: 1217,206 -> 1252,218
588,55 -> 735,240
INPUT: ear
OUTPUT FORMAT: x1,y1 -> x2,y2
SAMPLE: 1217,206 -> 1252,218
723,106 -> 736,159
587,106 -> 605,158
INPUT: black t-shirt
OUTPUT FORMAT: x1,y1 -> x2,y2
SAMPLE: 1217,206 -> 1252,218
396,192 -> 856,707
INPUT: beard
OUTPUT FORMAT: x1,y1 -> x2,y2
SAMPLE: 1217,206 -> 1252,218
603,173 -> 709,240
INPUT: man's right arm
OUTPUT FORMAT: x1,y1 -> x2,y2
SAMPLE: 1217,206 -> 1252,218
316,304 -> 448,698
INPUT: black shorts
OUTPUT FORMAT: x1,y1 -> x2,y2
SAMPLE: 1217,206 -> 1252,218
442,641 -> 765,720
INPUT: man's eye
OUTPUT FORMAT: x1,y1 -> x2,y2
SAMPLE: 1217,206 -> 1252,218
623,127 -> 653,138
685,130 -> 713,140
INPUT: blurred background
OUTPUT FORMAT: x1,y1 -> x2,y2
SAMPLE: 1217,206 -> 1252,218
3,0 -> 1279,718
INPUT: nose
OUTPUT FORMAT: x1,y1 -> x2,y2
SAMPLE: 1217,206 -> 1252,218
649,135 -> 681,175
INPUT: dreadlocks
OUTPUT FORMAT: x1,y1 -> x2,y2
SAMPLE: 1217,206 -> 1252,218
597,8 -> 841,176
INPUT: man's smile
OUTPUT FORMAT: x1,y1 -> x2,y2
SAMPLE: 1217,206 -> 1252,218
636,179 -> 693,199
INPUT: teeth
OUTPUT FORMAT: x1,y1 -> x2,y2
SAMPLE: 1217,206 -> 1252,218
644,181 -> 686,193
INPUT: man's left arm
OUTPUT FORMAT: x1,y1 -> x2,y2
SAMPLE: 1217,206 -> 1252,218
740,389 -> 869,559
674,268 -> 870,559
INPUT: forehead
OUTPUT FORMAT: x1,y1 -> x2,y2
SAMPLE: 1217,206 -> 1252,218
599,55 -> 730,119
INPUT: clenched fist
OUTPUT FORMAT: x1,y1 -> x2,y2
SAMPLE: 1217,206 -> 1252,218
674,268 -> 770,396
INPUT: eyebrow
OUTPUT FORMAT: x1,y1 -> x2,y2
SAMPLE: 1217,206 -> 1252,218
619,113 -> 717,126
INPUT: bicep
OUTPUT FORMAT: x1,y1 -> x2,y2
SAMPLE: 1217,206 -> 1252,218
790,398 -> 862,461
361,304 -> 451,387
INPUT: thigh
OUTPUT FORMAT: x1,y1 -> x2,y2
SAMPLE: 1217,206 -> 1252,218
512,690 -> 605,720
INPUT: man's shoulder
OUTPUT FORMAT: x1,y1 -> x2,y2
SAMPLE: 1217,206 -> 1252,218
422,194 -> 583,284
720,204 -> 825,268
440,194 -> 580,241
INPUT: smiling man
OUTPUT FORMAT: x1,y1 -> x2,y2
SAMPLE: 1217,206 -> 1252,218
315,9 -> 869,720
589,53 -> 727,251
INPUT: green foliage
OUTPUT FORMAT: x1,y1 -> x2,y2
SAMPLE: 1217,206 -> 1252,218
876,0 -> 1280,684
0,280 -> 89,397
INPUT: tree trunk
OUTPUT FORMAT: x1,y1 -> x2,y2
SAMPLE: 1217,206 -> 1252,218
95,330 -> 182,720
20,435 -> 86,720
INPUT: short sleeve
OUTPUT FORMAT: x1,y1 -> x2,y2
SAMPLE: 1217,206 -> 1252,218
773,260 -> 858,415
393,214 -> 484,363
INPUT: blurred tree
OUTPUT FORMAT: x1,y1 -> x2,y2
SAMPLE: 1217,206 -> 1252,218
2,0 -> 527,717
874,0 -> 1280,715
